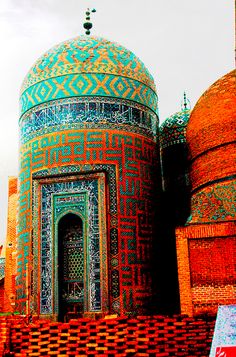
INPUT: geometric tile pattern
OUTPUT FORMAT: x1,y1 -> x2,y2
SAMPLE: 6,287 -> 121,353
20,72 -> 158,115
20,97 -> 158,145
31,177 -> 107,316
0,258 -> 5,280
20,36 -> 158,116
21,36 -> 156,92
160,109 -> 190,148
17,100 -> 159,316
189,180 -> 236,223
17,34 -> 159,317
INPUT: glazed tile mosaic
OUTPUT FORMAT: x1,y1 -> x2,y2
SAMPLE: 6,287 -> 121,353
14,32 -> 236,323
31,175 -> 108,315
20,36 -> 158,115
160,109 -> 190,148
17,36 -> 159,317
20,97 -> 158,144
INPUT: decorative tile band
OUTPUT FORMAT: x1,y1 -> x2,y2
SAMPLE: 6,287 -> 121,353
19,97 -> 158,144
189,180 -> 236,223
20,73 -> 158,116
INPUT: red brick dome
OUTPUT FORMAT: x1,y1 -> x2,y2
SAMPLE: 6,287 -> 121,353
187,70 -> 236,192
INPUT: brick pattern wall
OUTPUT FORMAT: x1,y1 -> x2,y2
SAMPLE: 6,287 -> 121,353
18,125 -> 159,316
0,316 -> 14,356
186,70 -> 236,223
0,281 -> 4,312
176,222 -> 236,316
4,177 -> 18,313
0,314 -> 215,357
189,236 -> 236,315
187,70 -> 235,160
189,144 -> 235,192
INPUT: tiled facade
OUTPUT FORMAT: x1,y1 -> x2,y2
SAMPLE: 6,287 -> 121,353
17,36 -> 160,319
0,33 -> 235,357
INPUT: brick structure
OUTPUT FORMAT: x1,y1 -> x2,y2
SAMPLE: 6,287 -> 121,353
3,177 -> 18,313
1,29 -> 235,357
176,222 -> 236,316
0,314 -> 215,357
0,246 -> 4,313
176,70 -> 236,316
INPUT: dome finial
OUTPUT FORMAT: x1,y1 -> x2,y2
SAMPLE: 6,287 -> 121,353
181,91 -> 191,111
83,8 -> 96,35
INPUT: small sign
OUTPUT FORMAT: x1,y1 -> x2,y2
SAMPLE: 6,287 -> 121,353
210,305 -> 236,357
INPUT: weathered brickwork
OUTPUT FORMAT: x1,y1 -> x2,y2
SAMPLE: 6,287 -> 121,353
0,317 -> 11,356
3,177 -> 18,313
0,247 -> 4,313
176,222 -> 236,316
187,70 -> 236,222
189,144 -> 235,192
189,237 -> 236,315
187,70 -> 235,159
0,281 -> 4,313
174,70 -> 236,317
0,314 -> 215,357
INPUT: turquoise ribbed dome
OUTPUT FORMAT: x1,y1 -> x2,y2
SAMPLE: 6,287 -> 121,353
20,36 -> 158,117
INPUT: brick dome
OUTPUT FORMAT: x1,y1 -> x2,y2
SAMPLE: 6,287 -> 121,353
187,70 -> 236,192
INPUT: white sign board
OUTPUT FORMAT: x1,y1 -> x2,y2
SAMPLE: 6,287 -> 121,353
210,305 -> 236,357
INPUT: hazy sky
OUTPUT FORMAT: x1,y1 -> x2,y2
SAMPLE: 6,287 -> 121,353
0,0 -> 234,245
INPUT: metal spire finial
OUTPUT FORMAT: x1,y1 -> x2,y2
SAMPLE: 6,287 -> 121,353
181,92 -> 191,111
83,8 -> 96,35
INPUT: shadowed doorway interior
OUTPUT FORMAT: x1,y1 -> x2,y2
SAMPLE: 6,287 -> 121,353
58,213 -> 84,321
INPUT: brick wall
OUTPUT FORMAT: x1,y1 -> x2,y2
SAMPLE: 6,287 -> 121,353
176,222 -> 236,316
4,177 -> 17,313
0,281 -> 4,313
0,314 -> 215,357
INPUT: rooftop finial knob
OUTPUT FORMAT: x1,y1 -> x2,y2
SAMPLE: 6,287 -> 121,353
83,8 -> 96,35
181,91 -> 191,111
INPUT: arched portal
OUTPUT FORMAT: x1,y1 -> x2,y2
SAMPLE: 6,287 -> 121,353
58,213 -> 84,321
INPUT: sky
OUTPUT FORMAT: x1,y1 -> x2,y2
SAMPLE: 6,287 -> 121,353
0,0 -> 234,246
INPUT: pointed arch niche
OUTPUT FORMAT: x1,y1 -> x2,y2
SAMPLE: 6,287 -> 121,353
57,213 -> 84,321
32,173 -> 109,320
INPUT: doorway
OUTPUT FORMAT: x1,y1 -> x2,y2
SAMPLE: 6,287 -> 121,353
58,213 -> 84,321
